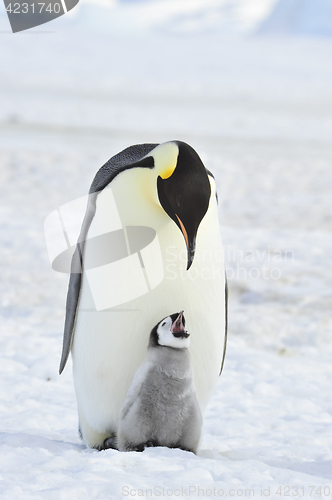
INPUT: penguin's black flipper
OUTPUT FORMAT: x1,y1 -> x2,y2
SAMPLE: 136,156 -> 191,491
59,143 -> 159,374
219,273 -> 228,375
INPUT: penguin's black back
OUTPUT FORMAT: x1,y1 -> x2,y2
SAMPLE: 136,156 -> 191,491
90,143 -> 158,194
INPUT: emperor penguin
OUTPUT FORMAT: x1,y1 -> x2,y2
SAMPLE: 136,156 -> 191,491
59,140 -> 228,450
117,311 -> 202,454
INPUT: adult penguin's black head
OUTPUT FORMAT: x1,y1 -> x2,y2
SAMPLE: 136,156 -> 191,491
155,141 -> 211,270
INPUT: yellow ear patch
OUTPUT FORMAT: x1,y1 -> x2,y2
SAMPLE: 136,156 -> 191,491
150,142 -> 179,180
161,164 -> 176,179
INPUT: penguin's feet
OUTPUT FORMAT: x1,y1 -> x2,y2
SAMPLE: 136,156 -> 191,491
145,440 -> 155,448
102,434 -> 118,450
131,440 -> 156,452
132,443 -> 145,452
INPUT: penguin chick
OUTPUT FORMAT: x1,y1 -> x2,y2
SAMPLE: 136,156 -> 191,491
117,311 -> 202,454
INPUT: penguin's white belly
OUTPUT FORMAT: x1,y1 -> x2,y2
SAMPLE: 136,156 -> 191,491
71,198 -> 225,441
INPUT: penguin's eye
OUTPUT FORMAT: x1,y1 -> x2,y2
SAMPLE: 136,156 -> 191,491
161,322 -> 166,327
175,195 -> 181,208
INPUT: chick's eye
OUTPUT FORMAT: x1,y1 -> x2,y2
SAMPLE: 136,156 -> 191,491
162,322 -> 166,327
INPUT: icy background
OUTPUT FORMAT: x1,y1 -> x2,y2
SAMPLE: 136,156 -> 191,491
0,0 -> 332,498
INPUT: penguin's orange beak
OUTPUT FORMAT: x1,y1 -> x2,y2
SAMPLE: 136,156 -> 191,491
175,215 -> 196,271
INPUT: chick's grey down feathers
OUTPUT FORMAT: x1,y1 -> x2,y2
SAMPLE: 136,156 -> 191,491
117,343 -> 202,454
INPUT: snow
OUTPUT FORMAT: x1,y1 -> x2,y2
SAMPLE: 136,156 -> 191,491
0,0 -> 332,498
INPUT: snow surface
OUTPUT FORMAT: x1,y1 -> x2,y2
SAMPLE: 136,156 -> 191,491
0,1 -> 332,498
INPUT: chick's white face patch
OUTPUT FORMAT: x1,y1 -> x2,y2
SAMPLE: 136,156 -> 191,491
157,316 -> 190,349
